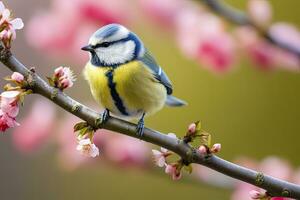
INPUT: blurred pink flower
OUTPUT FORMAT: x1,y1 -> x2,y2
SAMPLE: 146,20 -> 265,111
195,32 -> 236,73
12,98 -> 55,153
259,157 -> 292,180
26,0 -> 130,63
231,156 -> 293,200
11,72 -> 24,83
26,11 -> 77,55
57,115 -> 88,170
235,26 -> 299,71
105,135 -> 148,166
248,0 -> 272,27
175,10 -> 235,73
140,0 -> 187,28
165,164 -> 181,180
76,138 -> 100,158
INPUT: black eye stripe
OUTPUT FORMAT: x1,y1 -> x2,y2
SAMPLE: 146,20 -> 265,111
94,42 -> 110,48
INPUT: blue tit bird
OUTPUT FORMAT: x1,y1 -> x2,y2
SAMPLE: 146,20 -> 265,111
82,23 -> 186,136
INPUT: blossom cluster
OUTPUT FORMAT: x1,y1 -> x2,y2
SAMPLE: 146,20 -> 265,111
0,1 -> 23,48
0,72 -> 25,132
152,133 -> 182,180
25,0 -> 300,72
140,0 -> 300,73
48,66 -> 76,90
152,123 -> 221,181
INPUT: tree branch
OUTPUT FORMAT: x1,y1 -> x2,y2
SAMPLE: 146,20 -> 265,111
200,0 -> 300,58
1,47 -> 300,199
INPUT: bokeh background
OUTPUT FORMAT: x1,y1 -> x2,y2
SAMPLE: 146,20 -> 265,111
0,0 -> 300,199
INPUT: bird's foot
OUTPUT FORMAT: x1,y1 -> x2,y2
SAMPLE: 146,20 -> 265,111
136,113 -> 145,137
101,109 -> 110,124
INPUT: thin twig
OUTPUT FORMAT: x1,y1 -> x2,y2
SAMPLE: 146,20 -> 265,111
200,0 -> 300,58
0,47 -> 300,199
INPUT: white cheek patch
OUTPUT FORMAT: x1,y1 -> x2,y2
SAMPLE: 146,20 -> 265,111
95,40 -> 136,65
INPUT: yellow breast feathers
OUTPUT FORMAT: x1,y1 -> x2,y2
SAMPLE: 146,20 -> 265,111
84,61 -> 167,118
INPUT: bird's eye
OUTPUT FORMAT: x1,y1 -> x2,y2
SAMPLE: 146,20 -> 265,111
93,42 -> 110,48
101,42 -> 110,47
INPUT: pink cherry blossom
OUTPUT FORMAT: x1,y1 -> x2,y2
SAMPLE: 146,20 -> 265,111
54,66 -> 64,77
188,123 -> 196,134
105,135 -> 148,166
0,1 -> 24,47
248,0 -> 272,27
53,66 -> 76,89
76,138 -> 99,158
0,111 -> 18,131
210,143 -> 221,153
140,0 -> 188,28
196,33 -> 236,73
175,9 -> 235,73
0,91 -> 20,118
235,26 -> 299,71
0,91 -> 20,132
60,67 -> 76,88
152,147 -> 169,167
12,99 -> 55,153
198,145 -> 207,156
165,164 -> 182,180
11,72 -> 24,83
249,190 -> 263,199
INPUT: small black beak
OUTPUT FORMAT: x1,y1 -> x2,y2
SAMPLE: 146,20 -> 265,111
81,45 -> 94,51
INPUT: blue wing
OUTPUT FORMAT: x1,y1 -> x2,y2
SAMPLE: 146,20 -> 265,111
139,50 -> 173,95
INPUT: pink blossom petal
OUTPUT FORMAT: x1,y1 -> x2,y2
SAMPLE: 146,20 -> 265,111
11,72 -> 24,83
248,0 -> 272,26
0,2 -> 5,12
249,190 -> 262,199
157,156 -> 166,167
0,90 -> 20,100
259,157 -> 292,180
105,135 -> 148,165
160,147 -> 168,153
2,9 -> 10,20
152,149 -> 161,157
12,99 -> 55,153
10,18 -> 24,30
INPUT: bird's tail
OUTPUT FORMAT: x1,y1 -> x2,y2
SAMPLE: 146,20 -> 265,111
165,95 -> 187,107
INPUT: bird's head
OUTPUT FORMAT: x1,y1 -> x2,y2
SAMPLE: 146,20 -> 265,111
81,24 -> 145,67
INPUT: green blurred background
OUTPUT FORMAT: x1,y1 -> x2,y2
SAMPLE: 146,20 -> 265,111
0,0 -> 300,199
